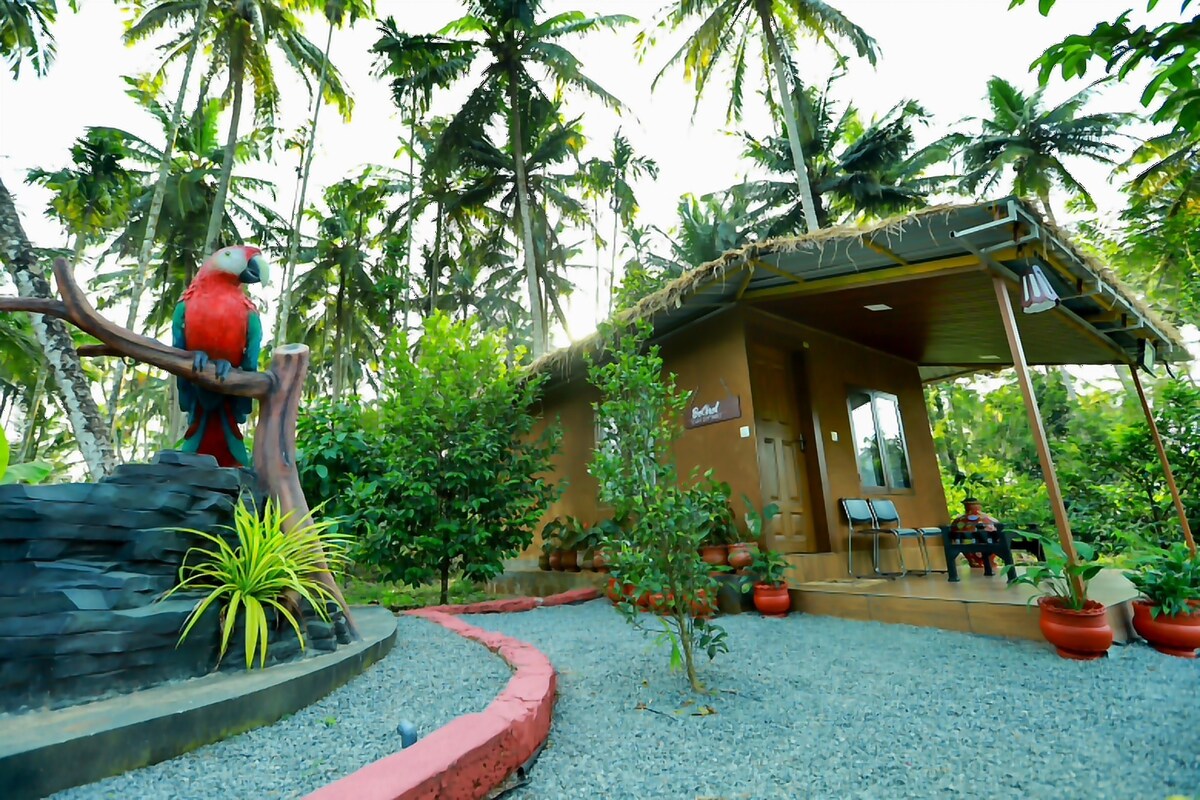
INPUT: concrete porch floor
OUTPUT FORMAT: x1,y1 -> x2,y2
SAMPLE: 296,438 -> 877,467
790,566 -> 1137,642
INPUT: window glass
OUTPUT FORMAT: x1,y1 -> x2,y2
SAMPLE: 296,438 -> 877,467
874,394 -> 912,489
848,389 -> 912,490
848,390 -> 885,487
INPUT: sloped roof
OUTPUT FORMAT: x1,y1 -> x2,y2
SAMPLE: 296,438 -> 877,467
531,197 -> 1187,382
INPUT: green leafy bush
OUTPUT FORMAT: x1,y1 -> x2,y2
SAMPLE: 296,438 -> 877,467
589,320 -> 727,692
1008,532 -> 1104,610
744,548 -> 789,588
164,497 -> 351,669
351,314 -> 560,604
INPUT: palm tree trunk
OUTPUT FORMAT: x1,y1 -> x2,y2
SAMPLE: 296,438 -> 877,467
0,178 -> 115,477
757,7 -> 821,233
507,76 -> 548,356
331,264 -> 348,403
106,0 -> 211,433
402,93 -> 418,329
204,42 -> 246,254
1037,190 -> 1057,227
430,204 -> 443,316
608,200 -> 620,315
276,21 -> 336,348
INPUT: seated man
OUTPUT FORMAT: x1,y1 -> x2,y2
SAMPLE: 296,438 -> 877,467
949,497 -> 1000,570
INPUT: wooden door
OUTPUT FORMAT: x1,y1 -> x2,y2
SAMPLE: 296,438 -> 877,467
749,344 -> 817,553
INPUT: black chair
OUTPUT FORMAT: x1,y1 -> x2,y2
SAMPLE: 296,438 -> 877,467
867,498 -> 937,576
842,498 -> 904,578
938,522 -> 1018,583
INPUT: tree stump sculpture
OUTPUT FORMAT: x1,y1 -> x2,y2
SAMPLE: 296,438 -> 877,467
0,257 -> 358,637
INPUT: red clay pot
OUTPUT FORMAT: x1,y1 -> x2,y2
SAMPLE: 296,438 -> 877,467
561,549 -> 580,572
690,589 -> 716,619
1132,600 -> 1200,658
537,552 -> 551,571
548,551 -> 563,571
605,577 -> 621,603
700,545 -> 728,567
593,549 -> 611,572
1038,597 -> 1113,660
728,543 -> 754,570
753,583 -> 791,617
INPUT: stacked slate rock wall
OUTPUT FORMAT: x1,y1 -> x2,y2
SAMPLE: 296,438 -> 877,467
0,452 -> 347,714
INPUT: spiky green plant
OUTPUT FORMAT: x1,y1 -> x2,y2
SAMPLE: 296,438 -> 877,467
164,497 -> 351,669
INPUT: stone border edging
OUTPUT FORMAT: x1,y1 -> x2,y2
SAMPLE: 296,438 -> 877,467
306,588 -> 598,800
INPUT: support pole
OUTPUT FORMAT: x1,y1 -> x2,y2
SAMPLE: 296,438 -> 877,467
1128,365 -> 1196,556
991,275 -> 1085,599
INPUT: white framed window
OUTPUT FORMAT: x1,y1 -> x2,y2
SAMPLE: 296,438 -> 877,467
848,389 -> 912,490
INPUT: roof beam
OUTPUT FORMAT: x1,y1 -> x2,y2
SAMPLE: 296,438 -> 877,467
863,239 -> 912,267
748,258 -> 806,286
740,252 -> 997,301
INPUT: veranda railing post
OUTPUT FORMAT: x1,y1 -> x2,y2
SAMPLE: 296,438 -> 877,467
1128,364 -> 1196,556
991,274 -> 1086,600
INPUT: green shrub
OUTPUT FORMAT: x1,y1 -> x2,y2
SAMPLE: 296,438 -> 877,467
164,497 -> 351,669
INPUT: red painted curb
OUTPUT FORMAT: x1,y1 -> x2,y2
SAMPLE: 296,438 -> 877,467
305,589 -> 597,800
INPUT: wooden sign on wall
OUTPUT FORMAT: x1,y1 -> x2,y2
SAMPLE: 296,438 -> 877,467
685,395 -> 742,429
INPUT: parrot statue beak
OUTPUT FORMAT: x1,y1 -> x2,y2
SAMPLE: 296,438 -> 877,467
240,253 -> 266,285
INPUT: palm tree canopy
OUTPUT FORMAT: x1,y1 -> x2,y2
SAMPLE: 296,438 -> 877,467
0,0 -> 77,77
737,79 -> 953,234
949,76 -> 1132,211
649,0 -> 878,122
125,0 -> 353,125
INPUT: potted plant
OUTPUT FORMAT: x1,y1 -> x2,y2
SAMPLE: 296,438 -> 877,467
540,518 -> 569,571
591,517 -> 624,571
742,548 -> 791,616
1008,535 -> 1112,660
697,477 -> 735,567
733,494 -> 779,571
1125,542 -> 1200,658
558,516 -> 584,572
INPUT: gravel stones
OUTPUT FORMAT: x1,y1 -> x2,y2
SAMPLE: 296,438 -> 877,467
471,600 -> 1200,800
51,614 -> 510,800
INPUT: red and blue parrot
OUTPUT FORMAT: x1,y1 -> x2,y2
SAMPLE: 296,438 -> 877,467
172,245 -> 266,468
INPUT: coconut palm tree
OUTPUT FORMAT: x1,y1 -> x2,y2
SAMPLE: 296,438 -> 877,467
97,81 -> 283,334
275,0 -> 374,348
0,0 -> 115,477
651,0 -> 877,233
371,1 -> 632,356
737,78 -> 954,236
582,131 -> 659,314
947,76 -> 1131,224
0,0 -> 76,78
125,0 -> 352,253
27,128 -> 137,264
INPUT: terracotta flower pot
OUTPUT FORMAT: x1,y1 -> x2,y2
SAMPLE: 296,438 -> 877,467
537,552 -> 551,571
700,544 -> 728,567
753,583 -> 791,617
690,589 -> 715,619
1038,597 -> 1113,660
593,549 -> 611,572
1132,600 -> 1200,658
548,550 -> 563,571
605,577 -> 621,603
728,543 -> 754,570
561,549 -> 580,572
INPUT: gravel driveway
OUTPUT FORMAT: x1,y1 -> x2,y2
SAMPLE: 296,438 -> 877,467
52,614 -> 510,800
470,599 -> 1200,800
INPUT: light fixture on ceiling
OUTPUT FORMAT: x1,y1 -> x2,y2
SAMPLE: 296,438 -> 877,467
979,355 -> 1002,361
1021,263 -> 1060,314
863,303 -> 892,312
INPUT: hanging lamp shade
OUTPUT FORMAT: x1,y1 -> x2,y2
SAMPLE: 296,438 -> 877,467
1021,263 -> 1059,314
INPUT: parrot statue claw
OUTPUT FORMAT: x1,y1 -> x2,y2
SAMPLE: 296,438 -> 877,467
213,360 -> 233,381
192,351 -> 210,374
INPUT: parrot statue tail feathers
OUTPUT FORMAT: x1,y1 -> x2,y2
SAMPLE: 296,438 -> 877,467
183,399 -> 250,468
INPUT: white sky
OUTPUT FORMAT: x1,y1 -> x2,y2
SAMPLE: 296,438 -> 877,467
0,0 -> 1185,345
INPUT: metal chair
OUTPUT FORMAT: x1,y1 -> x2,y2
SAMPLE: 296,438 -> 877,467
841,497 -> 904,579
867,498 -> 937,576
